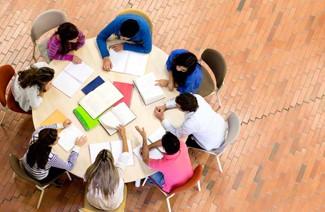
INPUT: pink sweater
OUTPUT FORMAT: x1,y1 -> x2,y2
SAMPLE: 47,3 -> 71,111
47,31 -> 85,61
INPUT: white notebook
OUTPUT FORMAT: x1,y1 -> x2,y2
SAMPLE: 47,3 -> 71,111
134,73 -> 165,105
133,145 -> 163,160
52,62 -> 93,97
89,139 -> 133,165
99,102 -> 136,135
79,81 -> 123,119
148,127 -> 166,153
110,49 -> 149,76
58,125 -> 84,151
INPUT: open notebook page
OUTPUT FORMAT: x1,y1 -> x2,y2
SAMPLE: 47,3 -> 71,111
52,71 -> 80,97
124,51 -> 149,76
148,127 -> 166,153
133,145 -> 163,160
99,111 -> 120,135
110,139 -> 134,166
109,49 -> 128,73
58,125 -> 84,151
89,142 -> 111,164
111,102 -> 136,125
64,62 -> 93,83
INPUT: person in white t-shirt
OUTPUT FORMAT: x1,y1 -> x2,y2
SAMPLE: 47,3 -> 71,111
154,93 -> 227,151
11,62 -> 54,112
84,126 -> 131,211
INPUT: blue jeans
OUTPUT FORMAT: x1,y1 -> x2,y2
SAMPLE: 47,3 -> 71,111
148,172 -> 165,188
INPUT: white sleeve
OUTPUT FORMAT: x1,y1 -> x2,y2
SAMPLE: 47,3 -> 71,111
28,86 -> 42,109
162,118 -> 193,138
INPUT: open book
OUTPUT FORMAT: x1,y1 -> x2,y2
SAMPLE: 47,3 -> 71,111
79,81 -> 123,119
89,139 -> 133,166
52,62 -> 93,97
99,102 -> 136,135
58,124 -> 84,151
109,49 -> 149,76
134,72 -> 165,105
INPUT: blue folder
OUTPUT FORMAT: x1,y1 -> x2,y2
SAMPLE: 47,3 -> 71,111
82,76 -> 105,94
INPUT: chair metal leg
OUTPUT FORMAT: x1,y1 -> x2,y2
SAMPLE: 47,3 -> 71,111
197,180 -> 201,191
166,194 -> 175,212
216,155 -> 223,173
65,171 -> 72,181
216,92 -> 222,107
0,108 -> 7,126
36,187 -> 45,209
32,44 -> 37,62
142,177 -> 148,186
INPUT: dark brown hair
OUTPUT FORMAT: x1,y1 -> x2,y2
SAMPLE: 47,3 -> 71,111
175,93 -> 199,112
55,22 -> 79,54
18,66 -> 54,92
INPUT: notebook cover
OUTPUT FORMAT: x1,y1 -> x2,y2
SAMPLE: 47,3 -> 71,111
113,81 -> 134,107
41,110 -> 67,126
82,76 -> 105,95
73,106 -> 100,131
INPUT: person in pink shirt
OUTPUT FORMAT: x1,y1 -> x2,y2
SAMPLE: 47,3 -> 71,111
47,22 -> 85,64
135,126 -> 193,193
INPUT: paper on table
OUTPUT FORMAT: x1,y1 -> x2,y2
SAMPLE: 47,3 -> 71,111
133,145 -> 163,160
64,62 -> 93,83
99,112 -> 120,135
89,142 -> 111,163
58,125 -> 84,151
112,102 -> 136,125
148,127 -> 166,153
110,139 -> 134,166
52,71 -> 81,97
110,49 -> 129,73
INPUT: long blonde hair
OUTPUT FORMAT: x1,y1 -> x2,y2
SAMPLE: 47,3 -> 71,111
85,149 -> 120,197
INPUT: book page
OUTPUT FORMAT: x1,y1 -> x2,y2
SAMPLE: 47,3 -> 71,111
110,139 -> 134,166
64,62 -> 93,83
111,102 -> 136,125
58,125 -> 84,151
79,81 -> 123,118
88,142 -> 111,163
134,73 -> 165,105
148,127 -> 166,153
52,71 -> 81,97
109,49 -> 128,73
133,145 -> 163,160
99,111 -> 120,135
124,51 -> 149,76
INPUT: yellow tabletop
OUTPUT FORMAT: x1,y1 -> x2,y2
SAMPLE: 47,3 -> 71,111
32,38 -> 183,182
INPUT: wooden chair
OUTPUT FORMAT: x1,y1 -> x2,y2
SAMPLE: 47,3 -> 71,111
189,112 -> 240,173
197,48 -> 227,107
8,154 -> 71,209
0,65 -> 31,126
118,9 -> 153,33
80,186 -> 127,212
31,9 -> 67,62
151,165 -> 203,212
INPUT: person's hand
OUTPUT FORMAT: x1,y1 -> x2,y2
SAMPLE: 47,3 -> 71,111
72,55 -> 82,64
111,44 -> 123,52
103,57 -> 112,71
155,79 -> 169,87
154,107 -> 165,121
63,119 -> 72,128
168,81 -> 174,91
135,126 -> 147,139
75,135 -> 87,147
117,125 -> 127,140
155,105 -> 167,113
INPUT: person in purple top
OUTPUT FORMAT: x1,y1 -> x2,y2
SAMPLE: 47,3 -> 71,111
156,49 -> 203,94
47,22 -> 85,64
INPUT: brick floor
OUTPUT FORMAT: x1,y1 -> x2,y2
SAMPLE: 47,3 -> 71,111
0,0 -> 324,211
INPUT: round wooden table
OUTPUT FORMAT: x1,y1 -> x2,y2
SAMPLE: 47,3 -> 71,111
32,38 -> 183,182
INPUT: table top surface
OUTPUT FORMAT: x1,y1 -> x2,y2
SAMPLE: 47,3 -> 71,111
32,38 -> 183,182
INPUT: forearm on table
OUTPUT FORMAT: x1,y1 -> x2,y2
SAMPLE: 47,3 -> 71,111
148,140 -> 162,149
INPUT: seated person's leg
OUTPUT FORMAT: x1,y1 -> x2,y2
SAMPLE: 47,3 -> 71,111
148,171 -> 165,188
186,135 -> 204,150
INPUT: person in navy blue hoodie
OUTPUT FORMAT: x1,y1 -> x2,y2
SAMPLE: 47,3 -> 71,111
156,49 -> 203,94
96,14 -> 152,71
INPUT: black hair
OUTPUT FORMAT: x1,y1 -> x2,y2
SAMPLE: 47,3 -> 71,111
171,52 -> 198,86
26,128 -> 58,169
55,22 -> 79,54
18,66 -> 55,92
120,19 -> 139,38
175,93 -> 199,112
161,132 -> 180,155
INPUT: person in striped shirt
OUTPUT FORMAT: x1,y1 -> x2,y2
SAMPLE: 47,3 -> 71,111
47,22 -> 85,64
22,119 -> 87,183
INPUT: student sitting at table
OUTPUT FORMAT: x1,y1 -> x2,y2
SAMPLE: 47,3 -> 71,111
156,49 -> 203,94
135,126 -> 193,193
84,126 -> 131,211
96,13 -> 152,71
47,22 -> 85,64
21,119 -> 87,183
11,63 -> 55,112
154,93 -> 227,151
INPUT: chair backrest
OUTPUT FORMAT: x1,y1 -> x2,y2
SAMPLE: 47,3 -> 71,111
201,48 -> 227,89
8,154 -> 42,187
118,9 -> 153,34
0,65 -> 15,106
197,65 -> 215,97
170,165 -> 203,194
213,112 -> 240,154
31,9 -> 67,43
